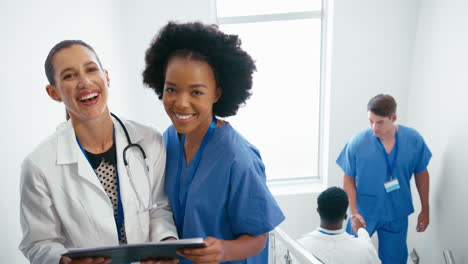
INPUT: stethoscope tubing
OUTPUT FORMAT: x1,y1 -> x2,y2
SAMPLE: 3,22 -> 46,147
111,112 -> 153,212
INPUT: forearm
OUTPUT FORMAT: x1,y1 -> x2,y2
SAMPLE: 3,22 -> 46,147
149,144 -> 178,241
149,207 -> 178,241
222,234 -> 267,262
414,169 -> 430,211
343,174 -> 358,215
149,185 -> 178,241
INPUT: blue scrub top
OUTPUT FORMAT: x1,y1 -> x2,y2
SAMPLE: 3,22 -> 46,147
164,123 -> 285,264
336,125 -> 432,221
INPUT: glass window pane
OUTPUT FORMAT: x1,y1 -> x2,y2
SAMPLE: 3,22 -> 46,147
217,0 -> 322,17
220,19 -> 322,179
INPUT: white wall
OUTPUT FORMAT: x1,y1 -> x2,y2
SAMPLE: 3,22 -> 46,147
325,0 -> 420,188
270,0 -> 421,244
0,1 -> 213,263
277,0 -> 468,263
406,0 -> 468,263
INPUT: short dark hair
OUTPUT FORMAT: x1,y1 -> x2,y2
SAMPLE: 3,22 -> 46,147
44,40 -> 103,85
142,21 -> 256,117
367,94 -> 397,117
317,187 -> 349,223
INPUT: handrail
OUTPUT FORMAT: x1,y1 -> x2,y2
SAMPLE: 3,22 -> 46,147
443,249 -> 455,264
271,227 -> 324,264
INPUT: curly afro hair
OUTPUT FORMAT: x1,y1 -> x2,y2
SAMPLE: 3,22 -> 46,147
142,21 -> 256,117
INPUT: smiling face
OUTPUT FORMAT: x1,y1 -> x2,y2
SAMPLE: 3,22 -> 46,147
368,111 -> 396,138
162,56 -> 221,137
46,45 -> 110,123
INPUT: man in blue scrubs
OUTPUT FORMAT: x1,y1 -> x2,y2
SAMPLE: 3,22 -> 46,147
337,94 -> 431,263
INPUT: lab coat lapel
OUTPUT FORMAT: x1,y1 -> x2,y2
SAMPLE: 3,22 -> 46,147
56,120 -> 108,193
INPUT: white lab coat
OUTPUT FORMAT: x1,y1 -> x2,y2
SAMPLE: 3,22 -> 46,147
19,117 -> 178,264
297,227 -> 381,264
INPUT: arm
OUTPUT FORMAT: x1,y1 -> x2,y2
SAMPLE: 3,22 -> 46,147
148,133 -> 178,241
178,234 -> 268,264
356,228 -> 381,263
343,174 -> 366,233
414,169 -> 430,232
20,158 -> 111,264
19,157 -> 67,264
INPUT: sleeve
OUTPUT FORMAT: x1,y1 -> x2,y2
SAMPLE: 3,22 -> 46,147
336,139 -> 357,178
227,154 -> 285,236
356,228 -> 381,263
356,229 -> 381,263
356,228 -> 372,243
413,133 -> 432,174
366,245 -> 382,264
148,131 -> 178,241
19,157 -> 68,264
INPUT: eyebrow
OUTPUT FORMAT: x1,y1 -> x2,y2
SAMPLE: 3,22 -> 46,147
165,81 -> 208,89
190,84 -> 208,89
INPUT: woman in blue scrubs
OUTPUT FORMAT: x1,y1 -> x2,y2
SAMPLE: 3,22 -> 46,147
142,22 -> 285,264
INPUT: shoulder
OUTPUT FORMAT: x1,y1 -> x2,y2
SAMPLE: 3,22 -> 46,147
298,230 -> 320,240
399,125 -> 423,139
353,129 -> 373,142
398,125 -> 427,145
25,121 -> 68,165
124,119 -> 163,137
163,125 -> 178,143
123,118 -> 165,147
297,231 -> 322,247
217,124 -> 263,168
21,121 -> 71,182
346,128 -> 373,150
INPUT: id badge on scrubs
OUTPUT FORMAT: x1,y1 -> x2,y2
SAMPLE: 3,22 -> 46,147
384,178 -> 400,193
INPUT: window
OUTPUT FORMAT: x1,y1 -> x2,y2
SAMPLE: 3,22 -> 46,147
216,0 -> 324,181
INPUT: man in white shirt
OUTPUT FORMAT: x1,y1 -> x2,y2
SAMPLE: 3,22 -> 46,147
297,187 -> 381,264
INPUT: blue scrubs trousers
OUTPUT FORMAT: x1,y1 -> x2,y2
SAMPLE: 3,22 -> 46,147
347,217 -> 408,264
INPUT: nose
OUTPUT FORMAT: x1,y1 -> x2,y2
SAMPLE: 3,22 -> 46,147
77,76 -> 92,89
174,92 -> 190,109
370,122 -> 377,131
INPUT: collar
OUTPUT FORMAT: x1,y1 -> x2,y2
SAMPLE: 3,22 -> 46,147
317,227 -> 345,235
56,116 -> 144,165
85,142 -> 117,169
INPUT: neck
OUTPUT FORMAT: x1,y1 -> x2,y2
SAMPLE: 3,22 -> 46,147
184,117 -> 215,150
72,110 -> 114,154
378,125 -> 397,142
320,222 -> 343,231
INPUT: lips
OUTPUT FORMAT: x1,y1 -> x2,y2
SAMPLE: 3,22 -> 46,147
78,91 -> 100,106
173,112 -> 196,123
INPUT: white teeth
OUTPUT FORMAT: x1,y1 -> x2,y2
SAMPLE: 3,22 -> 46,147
80,92 -> 98,101
175,113 -> 194,120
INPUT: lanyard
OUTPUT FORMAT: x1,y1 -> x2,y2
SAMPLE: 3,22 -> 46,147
76,127 -> 124,241
174,118 -> 217,234
376,129 -> 399,180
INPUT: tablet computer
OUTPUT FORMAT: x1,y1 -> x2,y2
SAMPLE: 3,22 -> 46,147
62,238 -> 205,263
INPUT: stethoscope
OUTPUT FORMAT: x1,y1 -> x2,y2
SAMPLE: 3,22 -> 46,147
76,113 -> 153,241
110,113 -> 154,212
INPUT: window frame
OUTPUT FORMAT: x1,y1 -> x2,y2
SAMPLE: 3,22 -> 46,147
214,0 -> 330,185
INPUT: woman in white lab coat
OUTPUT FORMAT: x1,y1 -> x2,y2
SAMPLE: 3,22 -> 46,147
19,40 -> 178,264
